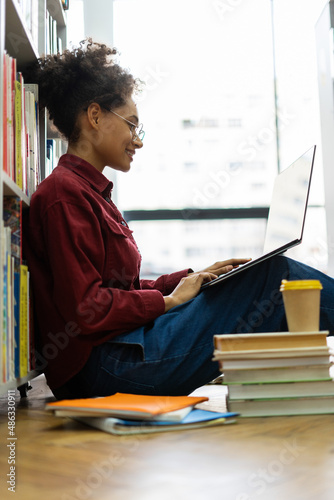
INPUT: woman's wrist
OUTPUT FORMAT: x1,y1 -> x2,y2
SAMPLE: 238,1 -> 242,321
164,296 -> 179,312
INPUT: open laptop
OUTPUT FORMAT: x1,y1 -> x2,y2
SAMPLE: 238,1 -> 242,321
201,145 -> 316,289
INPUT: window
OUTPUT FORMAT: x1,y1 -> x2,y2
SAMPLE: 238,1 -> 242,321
111,0 -> 328,274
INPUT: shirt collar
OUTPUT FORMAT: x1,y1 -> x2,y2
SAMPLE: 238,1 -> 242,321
58,154 -> 113,199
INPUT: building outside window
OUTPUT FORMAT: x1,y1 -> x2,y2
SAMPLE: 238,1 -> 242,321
69,0 -> 329,276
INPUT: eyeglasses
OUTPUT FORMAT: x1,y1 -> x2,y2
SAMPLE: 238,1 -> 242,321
110,110 -> 145,142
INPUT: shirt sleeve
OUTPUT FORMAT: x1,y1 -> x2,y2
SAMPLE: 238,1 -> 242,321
39,200 -> 166,338
140,269 -> 192,295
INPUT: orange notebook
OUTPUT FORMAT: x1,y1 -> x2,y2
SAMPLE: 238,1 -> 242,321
45,393 -> 209,421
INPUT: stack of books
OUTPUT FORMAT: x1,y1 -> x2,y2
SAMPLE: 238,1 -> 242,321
46,392 -> 239,435
1,196 -> 33,383
213,331 -> 334,417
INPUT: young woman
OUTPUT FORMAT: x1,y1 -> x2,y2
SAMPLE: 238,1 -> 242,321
23,40 -> 334,399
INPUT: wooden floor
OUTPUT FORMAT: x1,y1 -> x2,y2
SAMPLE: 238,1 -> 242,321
1,375 -> 334,500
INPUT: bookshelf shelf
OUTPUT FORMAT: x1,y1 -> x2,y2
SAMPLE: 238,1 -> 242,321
1,0 -> 68,396
0,370 -> 40,396
47,0 -> 67,28
5,0 -> 39,67
3,172 -> 30,206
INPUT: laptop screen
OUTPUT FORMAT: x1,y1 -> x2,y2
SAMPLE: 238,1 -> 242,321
263,146 -> 316,255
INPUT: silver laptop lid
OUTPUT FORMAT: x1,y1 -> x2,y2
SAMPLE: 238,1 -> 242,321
263,146 -> 316,255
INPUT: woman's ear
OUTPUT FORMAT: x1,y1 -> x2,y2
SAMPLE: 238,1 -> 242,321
86,102 -> 102,128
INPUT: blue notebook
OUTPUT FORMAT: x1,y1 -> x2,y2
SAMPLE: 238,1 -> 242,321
74,409 -> 239,435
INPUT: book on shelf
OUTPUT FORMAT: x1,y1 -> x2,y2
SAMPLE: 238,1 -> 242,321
1,223 -> 11,382
74,409 -> 238,436
213,331 -> 334,417
14,74 -> 24,191
13,270 -> 20,378
19,264 -> 29,378
46,392 -> 211,421
2,53 -> 16,180
46,139 -> 62,177
46,10 -> 63,55
24,84 -> 40,195
62,0 -> 70,10
2,52 -> 8,176
2,53 -> 40,195
3,196 -> 22,272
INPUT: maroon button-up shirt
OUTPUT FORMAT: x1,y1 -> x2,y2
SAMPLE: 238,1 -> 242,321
24,154 -> 189,390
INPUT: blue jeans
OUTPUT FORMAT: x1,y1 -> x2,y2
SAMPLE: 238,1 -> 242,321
58,256 -> 334,398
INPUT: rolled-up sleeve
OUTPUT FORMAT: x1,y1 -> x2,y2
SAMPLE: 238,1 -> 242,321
140,269 -> 191,295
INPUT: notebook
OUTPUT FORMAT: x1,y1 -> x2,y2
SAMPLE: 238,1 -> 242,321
201,145 -> 316,289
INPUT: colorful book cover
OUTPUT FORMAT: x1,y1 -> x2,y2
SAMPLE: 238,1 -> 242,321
19,264 -> 28,377
3,196 -> 22,272
14,78 -> 23,189
2,229 -> 8,382
7,256 -> 14,381
6,53 -> 14,180
27,275 -> 35,371
6,231 -> 11,382
24,84 -> 40,190
13,271 -> 20,378
3,51 -> 8,174
10,57 -> 16,181
46,393 -> 210,420
75,409 -> 239,435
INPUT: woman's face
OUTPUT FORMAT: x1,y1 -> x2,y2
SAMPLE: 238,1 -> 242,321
93,98 -> 143,173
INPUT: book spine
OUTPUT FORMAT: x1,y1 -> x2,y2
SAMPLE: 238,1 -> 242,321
13,271 -> 20,378
14,78 -> 23,189
24,84 -> 40,192
19,264 -> 29,378
1,225 -> 9,382
3,52 -> 8,175
1,55 -> 39,195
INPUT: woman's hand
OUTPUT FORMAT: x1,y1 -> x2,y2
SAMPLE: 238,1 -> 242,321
196,258 -> 252,277
164,258 -> 252,312
164,272 -> 218,312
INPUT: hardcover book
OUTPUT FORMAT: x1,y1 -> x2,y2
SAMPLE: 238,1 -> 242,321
46,393 -> 210,421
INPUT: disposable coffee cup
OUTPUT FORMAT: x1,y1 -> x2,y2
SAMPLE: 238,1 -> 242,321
280,279 -> 322,332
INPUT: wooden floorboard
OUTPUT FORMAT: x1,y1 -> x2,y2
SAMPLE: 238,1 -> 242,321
1,375 -> 334,500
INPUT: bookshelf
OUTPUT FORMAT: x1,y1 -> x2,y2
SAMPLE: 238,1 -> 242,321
0,0 -> 68,396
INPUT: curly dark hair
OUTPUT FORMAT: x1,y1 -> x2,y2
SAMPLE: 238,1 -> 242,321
24,38 -> 139,143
